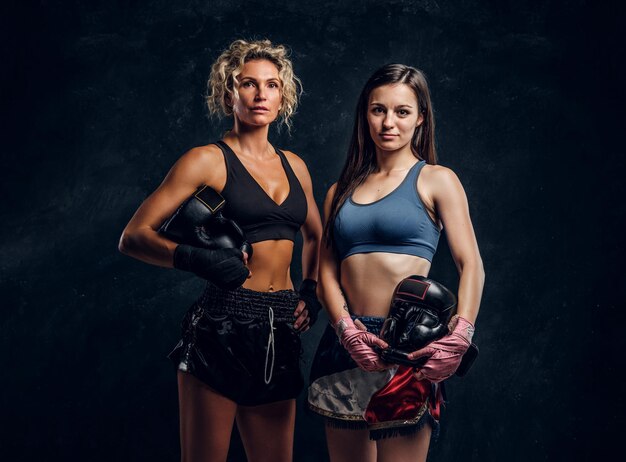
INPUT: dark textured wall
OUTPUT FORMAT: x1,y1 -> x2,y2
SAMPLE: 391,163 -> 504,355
2,1 -> 624,461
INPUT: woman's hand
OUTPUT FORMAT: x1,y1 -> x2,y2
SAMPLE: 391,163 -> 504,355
293,301 -> 310,332
293,279 -> 322,332
408,315 -> 474,383
335,315 -> 390,372
173,245 -> 249,290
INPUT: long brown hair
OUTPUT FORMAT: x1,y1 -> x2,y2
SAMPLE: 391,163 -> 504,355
325,64 -> 438,245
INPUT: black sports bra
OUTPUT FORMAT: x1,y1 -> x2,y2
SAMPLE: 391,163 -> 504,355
215,140 -> 307,243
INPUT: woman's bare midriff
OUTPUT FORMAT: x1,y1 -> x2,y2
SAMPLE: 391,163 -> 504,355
340,252 -> 432,317
243,240 -> 295,292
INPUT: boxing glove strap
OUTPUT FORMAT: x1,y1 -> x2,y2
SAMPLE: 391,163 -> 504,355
193,185 -> 225,213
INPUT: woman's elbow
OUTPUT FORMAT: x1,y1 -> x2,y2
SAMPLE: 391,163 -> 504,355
459,256 -> 485,283
475,257 -> 486,286
118,228 -> 140,255
316,273 -> 334,302
303,228 -> 323,247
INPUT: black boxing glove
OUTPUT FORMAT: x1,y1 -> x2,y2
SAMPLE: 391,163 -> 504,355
379,275 -> 456,367
298,279 -> 323,327
159,185 -> 225,244
196,214 -> 253,257
173,244 -> 249,290
159,185 -> 253,257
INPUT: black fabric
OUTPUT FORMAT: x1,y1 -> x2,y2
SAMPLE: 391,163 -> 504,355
368,412 -> 439,441
215,140 -> 308,243
168,284 -> 304,406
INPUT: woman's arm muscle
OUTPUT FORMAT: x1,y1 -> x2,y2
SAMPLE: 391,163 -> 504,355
118,145 -> 226,267
284,150 -> 323,281
317,184 -> 350,325
428,166 -> 485,323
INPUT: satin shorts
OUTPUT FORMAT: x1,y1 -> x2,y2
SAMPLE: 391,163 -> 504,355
169,283 -> 304,406
308,316 -> 441,440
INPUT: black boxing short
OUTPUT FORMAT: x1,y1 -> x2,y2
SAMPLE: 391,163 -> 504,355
308,316 -> 442,440
168,283 -> 303,406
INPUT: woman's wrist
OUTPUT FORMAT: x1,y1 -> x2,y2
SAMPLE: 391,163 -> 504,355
333,314 -> 354,338
448,315 -> 475,343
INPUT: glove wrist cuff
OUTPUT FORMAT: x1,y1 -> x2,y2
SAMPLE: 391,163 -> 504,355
173,244 -> 193,271
299,278 -> 317,295
334,314 -> 354,340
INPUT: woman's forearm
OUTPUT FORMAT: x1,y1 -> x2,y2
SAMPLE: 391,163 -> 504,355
118,225 -> 177,268
455,258 -> 485,324
318,259 -> 350,326
301,232 -> 321,281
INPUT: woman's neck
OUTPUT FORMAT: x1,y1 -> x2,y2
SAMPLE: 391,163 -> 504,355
226,120 -> 272,159
374,145 -> 418,173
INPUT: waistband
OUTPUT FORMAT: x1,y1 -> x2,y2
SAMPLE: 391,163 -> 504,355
198,283 -> 299,322
352,315 -> 385,334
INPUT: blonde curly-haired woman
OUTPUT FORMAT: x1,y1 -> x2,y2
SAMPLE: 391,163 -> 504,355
119,39 -> 322,462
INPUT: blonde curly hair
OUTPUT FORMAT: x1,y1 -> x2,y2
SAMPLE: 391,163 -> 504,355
207,39 -> 302,130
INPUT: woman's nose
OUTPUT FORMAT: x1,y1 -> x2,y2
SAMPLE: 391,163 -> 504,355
382,112 -> 394,129
255,87 -> 267,101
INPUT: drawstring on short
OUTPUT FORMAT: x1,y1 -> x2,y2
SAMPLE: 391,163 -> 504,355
264,307 -> 276,384
168,285 -> 304,406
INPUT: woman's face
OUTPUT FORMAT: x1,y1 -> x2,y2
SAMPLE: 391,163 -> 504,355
367,83 -> 423,152
231,59 -> 282,127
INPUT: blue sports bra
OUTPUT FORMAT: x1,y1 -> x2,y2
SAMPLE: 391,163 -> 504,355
333,160 -> 440,262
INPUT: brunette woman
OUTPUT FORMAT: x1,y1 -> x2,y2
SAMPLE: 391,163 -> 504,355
308,64 -> 484,462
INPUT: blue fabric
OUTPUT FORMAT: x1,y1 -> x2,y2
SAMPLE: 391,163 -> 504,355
354,315 -> 385,334
333,161 -> 440,262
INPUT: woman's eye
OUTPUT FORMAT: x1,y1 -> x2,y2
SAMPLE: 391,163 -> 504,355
398,110 -> 409,116
372,107 -> 384,114
242,81 -> 254,88
268,82 -> 279,88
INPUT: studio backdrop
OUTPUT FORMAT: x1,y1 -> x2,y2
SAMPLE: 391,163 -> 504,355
2,1 -> 623,461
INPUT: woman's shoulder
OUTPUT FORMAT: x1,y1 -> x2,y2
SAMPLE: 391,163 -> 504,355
323,182 -> 338,204
419,163 -> 466,200
420,163 -> 461,185
181,143 -> 224,163
278,148 -> 306,168
168,143 -> 227,188
278,148 -> 312,180
174,143 -> 226,170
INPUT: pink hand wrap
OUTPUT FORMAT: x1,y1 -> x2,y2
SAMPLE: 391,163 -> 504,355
335,315 -> 389,372
409,315 -> 474,383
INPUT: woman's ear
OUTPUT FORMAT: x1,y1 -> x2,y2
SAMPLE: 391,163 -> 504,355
416,113 -> 425,128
